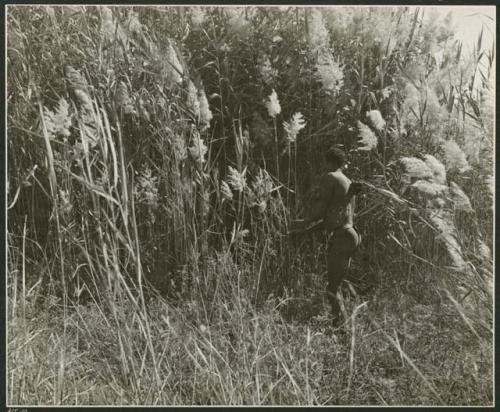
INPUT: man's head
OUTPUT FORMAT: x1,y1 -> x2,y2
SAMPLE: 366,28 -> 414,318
325,146 -> 346,170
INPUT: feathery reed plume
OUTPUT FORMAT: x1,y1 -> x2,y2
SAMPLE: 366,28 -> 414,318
264,89 -> 281,118
188,130 -> 207,164
57,188 -> 72,218
190,6 -> 207,26
399,157 -> 433,179
220,180 -> 233,202
134,166 -> 159,209
115,81 -> 135,114
100,6 -> 128,47
272,34 -> 283,43
283,112 -> 306,143
423,154 -> 447,184
65,65 -> 91,108
227,166 -> 246,192
163,42 -> 183,86
308,9 -> 329,52
402,84 -> 446,135
442,140 -> 471,173
411,180 -> 447,197
44,6 -> 56,21
231,227 -> 249,245
316,50 -> 344,94
198,89 -> 213,128
138,98 -> 150,122
251,168 -> 275,214
356,121 -> 378,151
100,6 -> 115,39
430,209 -> 466,269
477,240 -> 491,262
252,168 -> 275,198
366,110 -> 386,132
449,182 -> 472,212
43,98 -> 72,139
74,89 -> 92,108
257,54 -> 277,85
124,10 -> 142,35
171,133 -> 187,161
258,199 -> 269,214
187,80 -> 200,120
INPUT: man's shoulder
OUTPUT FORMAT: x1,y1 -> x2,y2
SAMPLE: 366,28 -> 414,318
321,172 -> 338,185
325,171 -> 349,183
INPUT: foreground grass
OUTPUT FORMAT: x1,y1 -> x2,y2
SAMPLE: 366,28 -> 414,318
8,269 -> 493,406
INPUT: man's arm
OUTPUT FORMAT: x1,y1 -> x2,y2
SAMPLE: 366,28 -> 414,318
347,182 -> 363,198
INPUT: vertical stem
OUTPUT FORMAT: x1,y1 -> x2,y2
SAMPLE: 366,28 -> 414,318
287,143 -> 291,209
274,118 -> 279,182
294,144 -> 297,214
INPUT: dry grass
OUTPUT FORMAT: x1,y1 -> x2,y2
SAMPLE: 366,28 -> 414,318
7,245 -> 493,406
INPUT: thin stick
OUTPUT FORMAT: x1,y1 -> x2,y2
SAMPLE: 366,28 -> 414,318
347,302 -> 367,397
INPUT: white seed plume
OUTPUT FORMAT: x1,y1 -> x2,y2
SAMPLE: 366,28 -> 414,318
188,131 -> 208,164
366,110 -> 386,132
308,9 -> 329,52
283,112 -> 306,143
220,180 -> 233,201
227,166 -> 246,192
187,80 -> 200,120
430,209 -> 466,269
164,42 -> 183,85
264,89 -> 281,118
356,121 -> 378,151
198,89 -> 213,127
399,157 -> 433,179
190,6 -> 207,26
449,182 -> 472,212
423,154 -> 446,184
411,180 -> 447,197
442,140 -> 471,173
316,50 -> 343,93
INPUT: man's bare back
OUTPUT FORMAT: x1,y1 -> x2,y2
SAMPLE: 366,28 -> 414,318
321,170 -> 355,232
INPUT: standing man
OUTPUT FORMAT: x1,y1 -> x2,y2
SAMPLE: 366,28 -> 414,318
294,146 -> 362,323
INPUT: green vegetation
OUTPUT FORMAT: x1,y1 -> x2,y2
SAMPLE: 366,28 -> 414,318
7,6 -> 494,405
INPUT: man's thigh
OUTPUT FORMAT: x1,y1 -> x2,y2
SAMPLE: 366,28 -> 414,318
329,228 -> 359,256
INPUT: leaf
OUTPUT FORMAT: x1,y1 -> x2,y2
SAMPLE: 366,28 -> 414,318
455,41 -> 462,63
477,26 -> 483,55
447,87 -> 455,113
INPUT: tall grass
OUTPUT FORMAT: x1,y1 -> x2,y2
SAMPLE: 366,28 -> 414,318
7,5 -> 493,406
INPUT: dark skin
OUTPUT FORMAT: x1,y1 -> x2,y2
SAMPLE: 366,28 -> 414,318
294,159 -> 362,322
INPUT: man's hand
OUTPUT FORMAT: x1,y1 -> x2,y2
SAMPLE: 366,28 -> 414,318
288,219 -> 324,235
348,182 -> 363,196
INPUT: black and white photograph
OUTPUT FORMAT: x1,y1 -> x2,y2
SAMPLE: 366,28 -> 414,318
5,4 -> 495,406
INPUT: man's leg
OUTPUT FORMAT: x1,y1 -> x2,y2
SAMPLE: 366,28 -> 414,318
327,251 -> 351,319
327,228 -> 360,321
